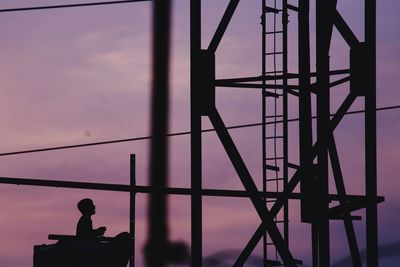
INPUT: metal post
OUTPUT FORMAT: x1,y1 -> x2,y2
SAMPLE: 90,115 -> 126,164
316,0 -> 332,265
261,0 -> 267,263
130,154 -> 136,267
298,0 -> 312,222
282,1 -> 289,257
146,0 -> 171,266
298,1 -> 316,266
365,0 -> 378,266
191,0 -> 203,266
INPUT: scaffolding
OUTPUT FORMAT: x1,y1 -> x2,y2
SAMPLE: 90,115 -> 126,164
0,0 -> 384,266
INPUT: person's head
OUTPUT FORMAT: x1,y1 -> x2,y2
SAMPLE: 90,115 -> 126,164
77,198 -> 96,216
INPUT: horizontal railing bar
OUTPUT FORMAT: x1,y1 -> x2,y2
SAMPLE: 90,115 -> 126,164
0,176 -> 384,202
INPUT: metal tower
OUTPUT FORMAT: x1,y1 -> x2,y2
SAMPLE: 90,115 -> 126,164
191,0 -> 383,266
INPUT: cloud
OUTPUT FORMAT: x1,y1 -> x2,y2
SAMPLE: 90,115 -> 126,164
332,240 -> 400,267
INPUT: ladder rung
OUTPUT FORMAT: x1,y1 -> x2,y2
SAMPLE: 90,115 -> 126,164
265,164 -> 280,171
264,70 -> 284,74
263,92 -> 283,98
265,115 -> 284,118
265,51 -> 284,56
266,178 -> 284,181
263,121 -> 282,125
265,136 -> 284,140
265,30 -> 284,35
287,4 -> 299,12
266,157 -> 284,160
263,91 -> 280,98
288,162 -> 299,169
264,6 -> 281,13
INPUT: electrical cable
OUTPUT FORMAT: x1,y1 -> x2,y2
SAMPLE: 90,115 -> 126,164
0,104 -> 399,157
0,0 -> 150,13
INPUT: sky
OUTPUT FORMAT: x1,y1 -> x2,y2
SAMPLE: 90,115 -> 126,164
0,0 -> 399,266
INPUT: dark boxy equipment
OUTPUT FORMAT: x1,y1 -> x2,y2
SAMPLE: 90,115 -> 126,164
34,235 -> 132,267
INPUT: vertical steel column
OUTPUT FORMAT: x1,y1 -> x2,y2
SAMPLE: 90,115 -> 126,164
316,0 -> 331,266
146,0 -> 171,266
191,0 -> 203,266
130,154 -> 136,267
365,0 -> 377,266
261,0 -> 267,263
298,0 -> 315,266
282,0 -> 289,256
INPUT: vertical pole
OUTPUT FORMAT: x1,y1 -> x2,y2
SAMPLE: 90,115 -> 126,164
261,0 -> 267,263
298,0 -> 312,222
316,0 -> 331,266
312,227 -> 319,267
130,154 -> 136,267
282,1 -> 289,259
298,0 -> 316,266
146,0 -> 171,266
365,0 -> 377,266
191,0 -> 202,266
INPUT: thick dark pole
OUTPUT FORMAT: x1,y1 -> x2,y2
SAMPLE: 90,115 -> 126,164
298,0 -> 315,266
146,0 -> 171,266
191,0 -> 203,266
365,0 -> 378,266
130,154 -> 136,267
298,0 -> 312,221
316,0 -> 332,266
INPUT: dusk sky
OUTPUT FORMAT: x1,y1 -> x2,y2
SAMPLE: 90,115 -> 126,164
0,0 -> 399,266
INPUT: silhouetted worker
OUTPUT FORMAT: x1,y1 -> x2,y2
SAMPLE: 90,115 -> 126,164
75,198 -> 133,267
76,198 -> 106,239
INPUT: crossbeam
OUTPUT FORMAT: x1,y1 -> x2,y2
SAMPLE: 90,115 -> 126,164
0,176 -> 383,201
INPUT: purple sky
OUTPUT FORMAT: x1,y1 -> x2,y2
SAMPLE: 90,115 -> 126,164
0,0 -> 399,266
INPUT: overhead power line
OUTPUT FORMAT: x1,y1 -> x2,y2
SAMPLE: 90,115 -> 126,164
0,0 -> 150,13
0,104 -> 398,157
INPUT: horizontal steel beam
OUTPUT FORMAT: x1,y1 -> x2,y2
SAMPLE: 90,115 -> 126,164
48,234 -> 114,242
0,176 -> 384,201
328,197 -> 384,218
215,69 -> 350,84
215,81 -> 299,90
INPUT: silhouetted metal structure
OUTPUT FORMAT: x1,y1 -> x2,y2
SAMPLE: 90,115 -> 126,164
0,0 -> 384,266
192,0 -> 382,266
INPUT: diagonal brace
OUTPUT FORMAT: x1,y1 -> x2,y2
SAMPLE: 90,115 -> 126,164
208,107 -> 298,266
235,92 -> 358,264
333,10 -> 360,48
208,0 -> 241,53
328,132 -> 362,267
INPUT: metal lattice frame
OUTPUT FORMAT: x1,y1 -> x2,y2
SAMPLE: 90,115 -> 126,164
191,0 -> 382,266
